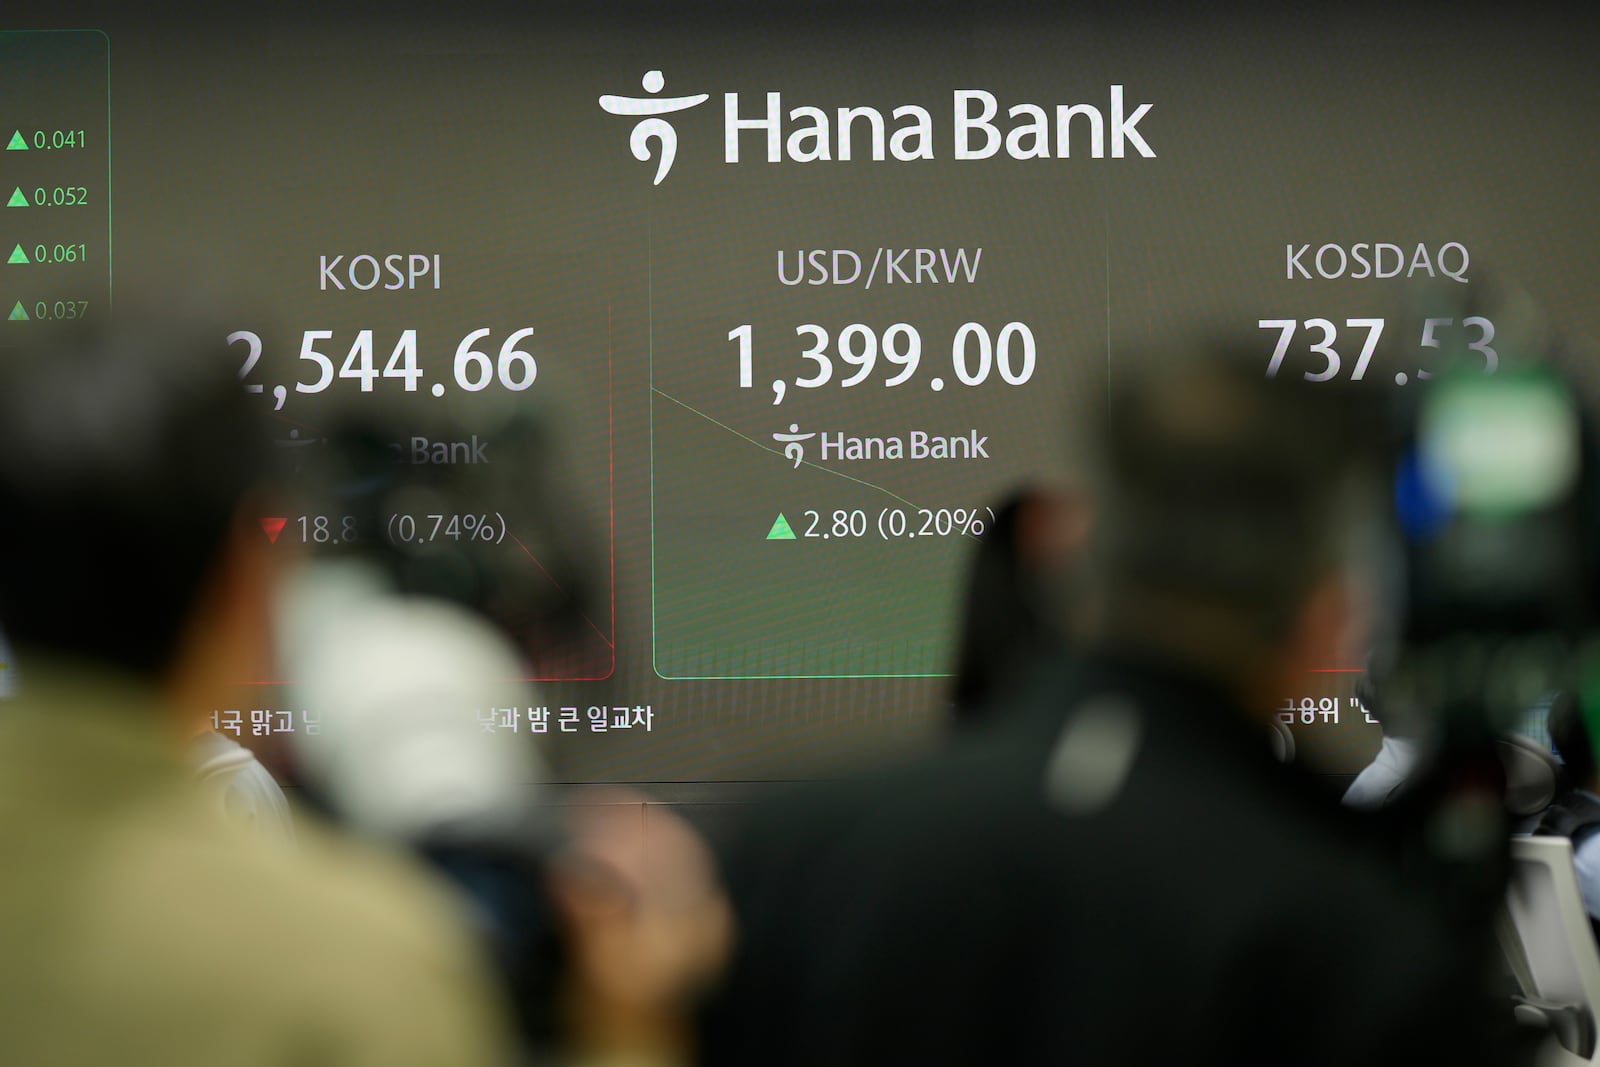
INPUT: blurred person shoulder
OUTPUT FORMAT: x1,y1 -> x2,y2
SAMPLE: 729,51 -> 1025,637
0,679 -> 513,1065
775,652 -> 1528,1067
35,740 -> 513,1066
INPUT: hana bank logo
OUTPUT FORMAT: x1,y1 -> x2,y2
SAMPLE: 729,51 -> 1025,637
598,70 -> 708,185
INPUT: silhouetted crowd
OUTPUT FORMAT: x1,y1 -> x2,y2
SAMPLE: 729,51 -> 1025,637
0,314 -> 1589,1067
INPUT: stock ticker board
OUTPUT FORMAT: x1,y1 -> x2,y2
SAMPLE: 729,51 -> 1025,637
1,7 -> 1595,779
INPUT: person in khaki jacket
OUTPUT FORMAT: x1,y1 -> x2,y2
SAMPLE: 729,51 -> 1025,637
0,312 -> 514,1067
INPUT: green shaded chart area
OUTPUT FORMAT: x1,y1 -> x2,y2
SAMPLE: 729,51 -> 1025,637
652,393 -> 959,679
0,31 -> 110,325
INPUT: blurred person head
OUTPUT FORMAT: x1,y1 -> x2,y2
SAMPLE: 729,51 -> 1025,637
0,309 -> 271,710
950,486 -> 1087,722
1079,341 -> 1383,722
547,789 -> 732,1067
282,581 -> 543,843
1550,691 -> 1596,795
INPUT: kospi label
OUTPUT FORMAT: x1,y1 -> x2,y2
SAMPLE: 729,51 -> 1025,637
319,253 -> 443,291
599,70 -> 1156,184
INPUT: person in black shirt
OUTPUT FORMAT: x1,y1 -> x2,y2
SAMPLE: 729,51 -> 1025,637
949,486 -> 1086,725
703,343 -> 1534,1067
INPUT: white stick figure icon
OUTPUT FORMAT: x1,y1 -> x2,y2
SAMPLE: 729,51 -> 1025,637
772,424 -> 816,469
599,71 -> 709,185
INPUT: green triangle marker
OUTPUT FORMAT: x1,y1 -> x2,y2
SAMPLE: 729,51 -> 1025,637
6,187 -> 27,208
766,512 -> 797,540
7,245 -> 27,265
5,131 -> 26,151
8,302 -> 28,321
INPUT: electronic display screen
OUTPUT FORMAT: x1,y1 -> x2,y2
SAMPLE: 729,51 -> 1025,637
2,5 -> 1597,781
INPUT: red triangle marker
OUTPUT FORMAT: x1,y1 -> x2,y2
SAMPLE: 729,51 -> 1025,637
259,517 -> 288,544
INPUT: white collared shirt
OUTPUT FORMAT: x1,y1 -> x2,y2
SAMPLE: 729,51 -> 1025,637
1342,736 -> 1420,810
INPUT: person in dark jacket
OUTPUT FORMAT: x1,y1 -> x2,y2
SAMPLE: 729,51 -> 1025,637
703,342 -> 1534,1067
949,486 -> 1087,725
